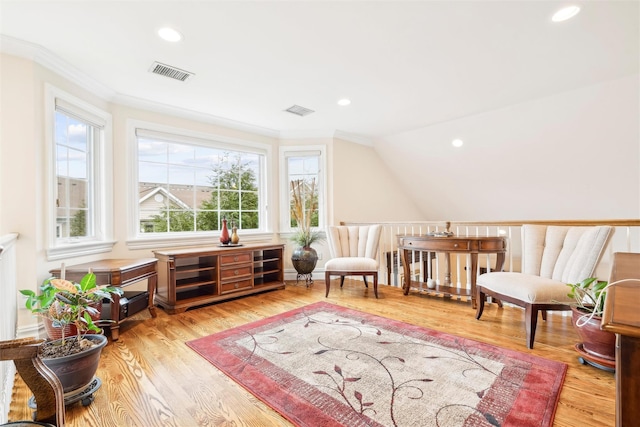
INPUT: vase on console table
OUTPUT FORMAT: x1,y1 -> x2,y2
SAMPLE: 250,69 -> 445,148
220,218 -> 230,244
231,224 -> 240,244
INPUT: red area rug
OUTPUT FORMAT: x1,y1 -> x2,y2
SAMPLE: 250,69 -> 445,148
187,302 -> 566,427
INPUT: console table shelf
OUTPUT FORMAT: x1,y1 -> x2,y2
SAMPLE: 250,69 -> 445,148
154,243 -> 285,314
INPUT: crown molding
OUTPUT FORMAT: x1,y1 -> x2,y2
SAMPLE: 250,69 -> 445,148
1,35 -> 374,146
278,129 -> 336,140
279,129 -> 373,146
112,93 -> 281,139
333,130 -> 374,146
1,35 -> 116,100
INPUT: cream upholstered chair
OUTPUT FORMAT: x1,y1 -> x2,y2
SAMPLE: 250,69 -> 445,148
476,224 -> 612,349
325,225 -> 383,298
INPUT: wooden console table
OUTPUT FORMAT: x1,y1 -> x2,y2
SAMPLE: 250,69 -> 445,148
50,258 -> 158,341
398,235 -> 506,308
153,243 -> 285,314
601,252 -> 640,427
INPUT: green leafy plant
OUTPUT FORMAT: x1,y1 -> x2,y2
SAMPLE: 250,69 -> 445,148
566,277 -> 608,316
20,272 -> 122,342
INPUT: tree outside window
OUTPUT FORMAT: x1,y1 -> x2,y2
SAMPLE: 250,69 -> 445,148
137,135 -> 263,234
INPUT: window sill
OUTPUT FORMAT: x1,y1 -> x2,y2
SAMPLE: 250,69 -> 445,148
46,240 -> 116,261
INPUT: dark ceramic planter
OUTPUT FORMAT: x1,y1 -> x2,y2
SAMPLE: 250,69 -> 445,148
41,334 -> 108,393
291,246 -> 318,275
571,307 -> 616,361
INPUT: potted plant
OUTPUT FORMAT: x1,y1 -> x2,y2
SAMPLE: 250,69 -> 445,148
20,271 -> 122,394
566,277 -> 615,370
290,178 -> 323,282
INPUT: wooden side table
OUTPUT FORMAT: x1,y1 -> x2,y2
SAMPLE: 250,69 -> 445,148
398,235 -> 506,308
50,259 -> 158,341
600,252 -> 640,427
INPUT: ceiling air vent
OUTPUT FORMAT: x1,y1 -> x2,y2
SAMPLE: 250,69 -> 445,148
149,61 -> 194,82
284,105 -> 315,117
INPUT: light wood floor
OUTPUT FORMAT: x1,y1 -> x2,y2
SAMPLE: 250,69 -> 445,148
9,280 -> 615,426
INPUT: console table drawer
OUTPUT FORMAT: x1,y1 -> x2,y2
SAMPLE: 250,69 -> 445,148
479,240 -> 506,251
220,253 -> 252,265
403,238 -> 471,251
221,279 -> 253,294
220,265 -> 252,281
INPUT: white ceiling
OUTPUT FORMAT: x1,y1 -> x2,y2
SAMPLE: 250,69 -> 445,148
1,1 -> 638,141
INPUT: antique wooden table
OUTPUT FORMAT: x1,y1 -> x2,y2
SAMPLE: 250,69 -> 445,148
600,252 -> 640,427
398,235 -> 507,308
50,258 -> 158,341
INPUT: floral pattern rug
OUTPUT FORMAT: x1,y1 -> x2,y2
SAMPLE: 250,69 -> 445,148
187,302 -> 566,427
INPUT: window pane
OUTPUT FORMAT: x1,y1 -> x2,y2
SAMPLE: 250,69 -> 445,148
137,136 -> 263,234
55,109 -> 96,241
288,155 -> 320,230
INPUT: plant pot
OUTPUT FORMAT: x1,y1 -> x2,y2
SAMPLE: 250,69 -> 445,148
291,246 -> 318,275
40,334 -> 108,393
571,307 -> 616,362
43,301 -> 103,340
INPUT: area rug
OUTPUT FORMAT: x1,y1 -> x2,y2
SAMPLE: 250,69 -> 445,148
186,302 -> 566,427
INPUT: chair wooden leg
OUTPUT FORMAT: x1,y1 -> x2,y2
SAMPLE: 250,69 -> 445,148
373,274 -> 378,298
475,290 -> 486,320
1,338 -> 65,426
340,276 -> 345,288
525,304 -> 538,349
363,276 -> 369,288
325,272 -> 331,297
541,310 -> 548,321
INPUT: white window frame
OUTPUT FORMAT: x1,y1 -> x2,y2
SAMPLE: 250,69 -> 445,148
126,120 -> 273,250
45,84 -> 114,260
279,145 -> 327,234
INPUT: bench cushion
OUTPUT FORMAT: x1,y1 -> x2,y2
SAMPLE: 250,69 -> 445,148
325,257 -> 378,272
478,272 -> 573,304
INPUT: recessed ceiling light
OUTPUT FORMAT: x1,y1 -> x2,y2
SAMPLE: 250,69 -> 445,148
158,27 -> 183,42
337,98 -> 351,106
552,5 -> 581,22
452,139 -> 464,148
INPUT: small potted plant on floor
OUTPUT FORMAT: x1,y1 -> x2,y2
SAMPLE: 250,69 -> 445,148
20,271 -> 122,394
567,277 -> 615,370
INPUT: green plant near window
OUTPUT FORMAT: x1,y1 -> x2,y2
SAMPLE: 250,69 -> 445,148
20,272 -> 123,343
290,178 -> 323,248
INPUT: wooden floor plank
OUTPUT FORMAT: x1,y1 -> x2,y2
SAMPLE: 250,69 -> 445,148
9,280 -> 615,426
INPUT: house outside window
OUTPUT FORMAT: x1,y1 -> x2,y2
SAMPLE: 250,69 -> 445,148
280,146 -> 326,233
134,128 -> 266,239
46,85 -> 113,260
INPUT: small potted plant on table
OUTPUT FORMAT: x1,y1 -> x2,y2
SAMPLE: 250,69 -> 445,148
567,277 -> 615,371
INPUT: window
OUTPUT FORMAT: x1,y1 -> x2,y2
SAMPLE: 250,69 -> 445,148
280,146 -> 326,232
134,128 -> 266,239
55,110 -> 95,240
46,85 -> 113,260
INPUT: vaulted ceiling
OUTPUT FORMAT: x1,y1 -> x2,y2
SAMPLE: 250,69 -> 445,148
1,1 -> 638,141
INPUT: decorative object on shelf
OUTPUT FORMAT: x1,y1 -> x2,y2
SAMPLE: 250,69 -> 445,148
220,218 -> 230,245
567,277 -> 615,371
231,223 -> 240,244
289,178 -> 323,285
426,221 -> 455,237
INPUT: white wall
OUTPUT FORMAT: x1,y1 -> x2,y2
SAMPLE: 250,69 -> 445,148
332,138 -> 423,223
376,74 -> 640,221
